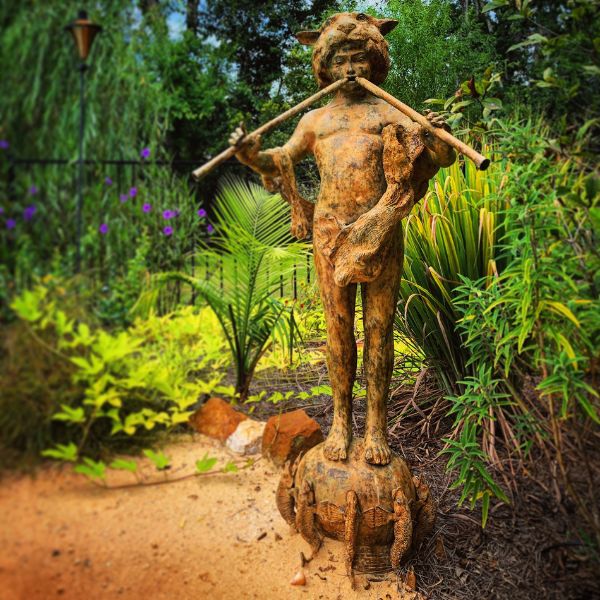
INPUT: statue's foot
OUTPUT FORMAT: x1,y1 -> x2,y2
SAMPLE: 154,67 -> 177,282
364,429 -> 391,465
323,422 -> 351,461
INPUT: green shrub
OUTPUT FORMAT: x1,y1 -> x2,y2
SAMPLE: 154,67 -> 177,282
397,118 -> 600,533
4,279 -> 229,470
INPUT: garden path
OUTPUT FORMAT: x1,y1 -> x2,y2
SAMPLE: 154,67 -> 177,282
0,434 -> 418,600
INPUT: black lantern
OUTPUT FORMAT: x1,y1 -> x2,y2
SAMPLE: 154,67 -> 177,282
65,10 -> 102,273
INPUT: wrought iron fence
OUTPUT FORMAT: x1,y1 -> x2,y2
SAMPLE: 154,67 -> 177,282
1,156 -> 312,301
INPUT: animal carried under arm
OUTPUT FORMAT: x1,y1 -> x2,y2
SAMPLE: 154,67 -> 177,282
328,122 -> 436,287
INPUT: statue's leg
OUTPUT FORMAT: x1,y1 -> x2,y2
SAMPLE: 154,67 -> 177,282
313,248 -> 357,461
361,233 -> 403,465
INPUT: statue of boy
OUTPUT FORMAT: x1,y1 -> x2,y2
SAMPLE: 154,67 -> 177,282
230,12 -> 456,465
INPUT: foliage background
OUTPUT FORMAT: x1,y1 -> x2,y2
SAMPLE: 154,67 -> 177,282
0,0 -> 599,549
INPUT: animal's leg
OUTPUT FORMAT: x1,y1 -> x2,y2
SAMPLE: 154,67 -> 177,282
314,248 -> 357,461
344,490 -> 359,587
412,475 -> 436,551
295,480 -> 322,557
390,489 -> 413,568
361,234 -> 403,465
275,460 -> 297,529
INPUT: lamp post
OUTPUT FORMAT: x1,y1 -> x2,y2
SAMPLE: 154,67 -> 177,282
65,10 -> 102,273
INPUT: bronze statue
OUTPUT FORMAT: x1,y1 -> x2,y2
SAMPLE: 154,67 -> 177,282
229,12 -> 456,466
192,11 -> 489,578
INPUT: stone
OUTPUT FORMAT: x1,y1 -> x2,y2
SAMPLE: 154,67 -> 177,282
262,409 -> 323,467
226,419 -> 266,455
189,397 -> 247,442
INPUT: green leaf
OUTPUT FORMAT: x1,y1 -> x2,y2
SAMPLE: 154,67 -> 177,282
481,491 -> 490,528
540,301 -> 580,327
582,65 -> 600,77
481,0 -> 509,13
10,289 -> 45,322
143,449 -> 170,470
109,459 -> 138,473
195,454 -> 218,473
222,461 -> 239,473
41,442 -> 78,462
52,404 -> 86,423
74,458 -> 107,481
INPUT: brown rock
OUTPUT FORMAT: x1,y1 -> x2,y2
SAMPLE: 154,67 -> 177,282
189,397 -> 247,441
262,409 -> 323,466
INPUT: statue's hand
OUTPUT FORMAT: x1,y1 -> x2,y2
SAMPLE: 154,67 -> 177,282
229,122 -> 261,166
420,110 -> 456,167
423,110 -> 451,132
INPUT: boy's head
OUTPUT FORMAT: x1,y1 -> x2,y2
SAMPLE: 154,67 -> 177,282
296,12 -> 398,88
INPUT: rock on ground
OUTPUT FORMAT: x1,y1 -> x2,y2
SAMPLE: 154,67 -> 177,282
189,397 -> 247,441
262,409 -> 323,467
226,419 -> 266,455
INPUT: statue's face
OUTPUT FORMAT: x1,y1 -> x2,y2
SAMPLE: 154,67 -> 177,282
328,43 -> 371,82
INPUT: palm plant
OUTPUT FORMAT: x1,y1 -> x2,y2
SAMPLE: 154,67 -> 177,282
149,177 -> 311,400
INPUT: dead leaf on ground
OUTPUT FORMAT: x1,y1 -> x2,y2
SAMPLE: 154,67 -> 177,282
434,536 -> 447,561
405,567 -> 416,590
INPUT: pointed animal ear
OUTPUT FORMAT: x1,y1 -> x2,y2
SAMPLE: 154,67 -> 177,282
375,18 -> 399,36
295,30 -> 320,45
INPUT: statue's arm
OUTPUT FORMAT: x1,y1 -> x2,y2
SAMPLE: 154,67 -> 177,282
231,113 -> 315,177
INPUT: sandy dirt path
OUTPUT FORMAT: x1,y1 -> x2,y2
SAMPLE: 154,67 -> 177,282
0,434 -> 414,600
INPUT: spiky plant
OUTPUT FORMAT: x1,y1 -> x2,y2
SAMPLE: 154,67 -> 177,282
395,147 -> 506,394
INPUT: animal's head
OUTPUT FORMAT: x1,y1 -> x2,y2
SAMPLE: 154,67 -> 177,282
296,12 -> 398,88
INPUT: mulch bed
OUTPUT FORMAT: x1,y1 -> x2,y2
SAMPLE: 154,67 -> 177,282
239,359 -> 600,600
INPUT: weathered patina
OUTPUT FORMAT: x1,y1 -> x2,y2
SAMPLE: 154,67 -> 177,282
229,11 -> 453,575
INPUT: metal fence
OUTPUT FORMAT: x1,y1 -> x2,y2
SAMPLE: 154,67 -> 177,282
1,156 -> 312,300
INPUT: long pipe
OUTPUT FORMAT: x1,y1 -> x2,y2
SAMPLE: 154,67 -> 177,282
355,76 -> 490,170
192,76 -> 490,179
192,78 -> 348,180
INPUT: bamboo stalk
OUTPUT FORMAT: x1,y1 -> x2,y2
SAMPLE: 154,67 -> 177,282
192,78 -> 348,180
355,76 -> 491,171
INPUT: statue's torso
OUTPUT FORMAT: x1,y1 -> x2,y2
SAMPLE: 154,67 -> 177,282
309,98 -> 414,224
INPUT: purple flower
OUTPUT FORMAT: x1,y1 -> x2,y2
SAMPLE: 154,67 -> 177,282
129,187 -> 138,198
120,194 -> 128,203
99,223 -> 108,234
28,185 -> 38,196
207,224 -> 214,234
0,207 -> 4,214
104,177 -> 113,186
142,203 -> 152,213
0,140 -> 8,150
5,218 -> 16,230
23,205 -> 36,221
162,209 -> 174,220
163,226 -> 173,236
197,208 -> 207,218
140,147 -> 151,159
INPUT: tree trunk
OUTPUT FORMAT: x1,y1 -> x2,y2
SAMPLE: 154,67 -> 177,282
186,0 -> 199,34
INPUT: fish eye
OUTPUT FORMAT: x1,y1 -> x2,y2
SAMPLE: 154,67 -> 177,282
356,13 -> 367,21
